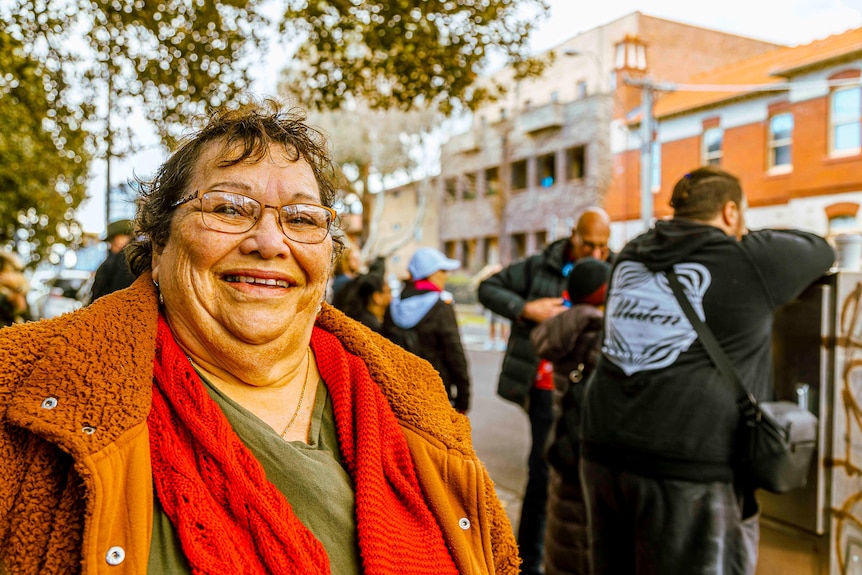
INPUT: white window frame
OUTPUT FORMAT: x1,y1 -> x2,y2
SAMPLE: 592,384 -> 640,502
702,127 -> 723,166
767,113 -> 793,173
830,85 -> 861,157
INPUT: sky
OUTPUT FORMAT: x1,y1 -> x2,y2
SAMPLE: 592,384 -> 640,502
76,0 -> 862,234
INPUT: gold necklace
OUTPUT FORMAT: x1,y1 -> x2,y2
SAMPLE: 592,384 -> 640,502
280,348 -> 312,438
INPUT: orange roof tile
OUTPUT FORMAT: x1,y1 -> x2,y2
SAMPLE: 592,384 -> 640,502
652,27 -> 862,120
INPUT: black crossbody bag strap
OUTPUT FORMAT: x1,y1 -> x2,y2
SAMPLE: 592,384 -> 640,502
665,269 -> 758,415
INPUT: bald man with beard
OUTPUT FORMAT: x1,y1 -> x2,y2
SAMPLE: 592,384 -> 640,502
478,207 -> 612,575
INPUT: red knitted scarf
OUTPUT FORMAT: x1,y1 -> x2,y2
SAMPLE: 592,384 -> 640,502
149,314 -> 459,575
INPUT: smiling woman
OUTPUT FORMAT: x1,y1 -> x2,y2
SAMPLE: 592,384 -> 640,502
0,98 -> 521,575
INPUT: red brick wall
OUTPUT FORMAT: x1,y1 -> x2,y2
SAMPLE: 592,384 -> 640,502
605,16 -> 782,221
610,92 -> 862,221
746,95 -> 862,204
605,150 -> 641,221
639,16 -> 780,85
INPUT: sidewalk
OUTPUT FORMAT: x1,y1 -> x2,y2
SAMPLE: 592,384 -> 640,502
456,303 -> 526,529
456,303 -> 510,352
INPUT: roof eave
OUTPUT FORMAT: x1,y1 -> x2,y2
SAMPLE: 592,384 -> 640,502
653,89 -> 787,122
771,49 -> 862,77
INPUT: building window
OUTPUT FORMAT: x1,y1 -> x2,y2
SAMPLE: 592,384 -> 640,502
511,233 -> 527,261
825,202 -> 860,237
831,86 -> 861,155
511,159 -> 528,191
461,239 -> 474,270
444,177 -> 457,202
566,146 -> 586,180
485,167 -> 500,196
650,140 -> 661,191
702,127 -> 723,166
576,80 -> 587,99
768,113 -> 793,170
537,153 -> 556,188
535,230 -> 547,249
444,241 -> 456,259
463,172 -> 477,200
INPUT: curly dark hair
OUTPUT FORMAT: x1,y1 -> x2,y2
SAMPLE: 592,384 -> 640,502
669,166 -> 743,221
126,97 -> 344,276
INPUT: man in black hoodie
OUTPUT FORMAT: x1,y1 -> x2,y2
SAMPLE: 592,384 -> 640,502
581,167 -> 834,575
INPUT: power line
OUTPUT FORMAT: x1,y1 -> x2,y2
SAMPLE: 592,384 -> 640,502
627,75 -> 861,94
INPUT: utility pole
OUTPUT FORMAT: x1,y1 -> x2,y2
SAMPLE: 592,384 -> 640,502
497,112 -> 513,266
106,71 -> 112,227
623,76 -> 676,230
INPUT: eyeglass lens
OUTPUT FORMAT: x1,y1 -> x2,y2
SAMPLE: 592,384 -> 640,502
200,191 -> 332,244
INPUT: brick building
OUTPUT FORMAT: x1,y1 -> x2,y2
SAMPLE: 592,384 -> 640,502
608,27 -> 862,244
368,12 -> 782,278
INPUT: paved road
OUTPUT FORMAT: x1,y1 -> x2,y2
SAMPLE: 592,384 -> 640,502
458,305 -> 530,530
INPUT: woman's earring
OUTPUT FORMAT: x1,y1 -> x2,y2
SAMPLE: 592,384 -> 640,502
154,279 -> 164,305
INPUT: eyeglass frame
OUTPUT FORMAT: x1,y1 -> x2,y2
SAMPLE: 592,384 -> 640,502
171,189 -> 337,245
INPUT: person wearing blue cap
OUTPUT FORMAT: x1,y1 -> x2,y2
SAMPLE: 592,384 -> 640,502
384,247 -> 472,413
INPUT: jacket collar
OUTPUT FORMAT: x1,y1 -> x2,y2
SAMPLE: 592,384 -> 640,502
5,274 -> 159,459
4,273 -> 473,458
317,305 -> 474,453
544,237 -> 572,273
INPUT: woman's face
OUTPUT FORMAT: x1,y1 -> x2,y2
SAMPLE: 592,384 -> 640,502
152,142 -> 333,350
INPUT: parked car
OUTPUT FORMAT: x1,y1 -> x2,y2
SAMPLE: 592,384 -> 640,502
32,270 -> 93,319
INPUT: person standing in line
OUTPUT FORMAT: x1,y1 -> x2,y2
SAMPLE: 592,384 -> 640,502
385,247 -> 472,414
477,207 -> 612,575
529,257 -> 610,575
329,246 -> 362,303
581,166 -> 835,575
90,218 -> 136,302
335,271 -> 392,334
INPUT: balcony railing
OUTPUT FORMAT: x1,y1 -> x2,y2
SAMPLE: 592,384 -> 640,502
446,129 -> 482,155
518,102 -> 566,135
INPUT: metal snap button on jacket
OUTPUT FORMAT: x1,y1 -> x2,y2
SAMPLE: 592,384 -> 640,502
459,517 -> 471,530
40,397 -> 58,410
105,546 -> 125,566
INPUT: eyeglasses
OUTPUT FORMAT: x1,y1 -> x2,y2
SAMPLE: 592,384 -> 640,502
172,190 -> 336,244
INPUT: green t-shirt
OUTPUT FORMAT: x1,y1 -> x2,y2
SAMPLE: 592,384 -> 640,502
148,374 -> 360,574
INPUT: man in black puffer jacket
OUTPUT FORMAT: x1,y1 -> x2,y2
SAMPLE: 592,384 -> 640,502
478,207 -> 612,575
